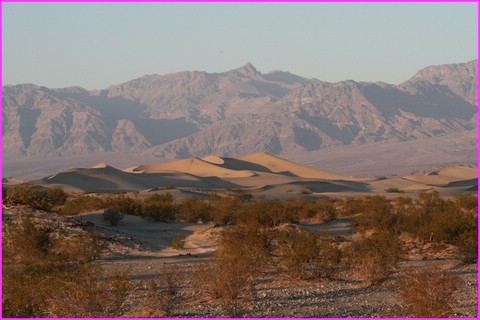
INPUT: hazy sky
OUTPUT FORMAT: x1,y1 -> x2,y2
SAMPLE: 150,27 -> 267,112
3,3 -> 477,90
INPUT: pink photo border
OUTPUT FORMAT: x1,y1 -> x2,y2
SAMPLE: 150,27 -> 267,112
0,1 -> 478,320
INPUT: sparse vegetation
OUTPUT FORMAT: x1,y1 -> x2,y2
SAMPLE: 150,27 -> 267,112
4,184 -> 67,211
397,268 -> 463,317
103,209 -> 124,226
179,197 -> 212,223
59,195 -> 105,215
2,216 -> 132,317
385,187 -> 405,193
346,231 -> 403,285
278,231 -> 341,280
172,234 -> 186,250
142,193 -> 178,222
3,184 -> 476,317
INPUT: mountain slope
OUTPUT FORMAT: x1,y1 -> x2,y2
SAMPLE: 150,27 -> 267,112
2,61 -> 477,161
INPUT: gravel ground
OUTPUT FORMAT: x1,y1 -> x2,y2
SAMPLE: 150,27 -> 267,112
3,206 -> 477,318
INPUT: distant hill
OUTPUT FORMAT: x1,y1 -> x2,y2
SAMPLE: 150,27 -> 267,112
2,60 -> 477,161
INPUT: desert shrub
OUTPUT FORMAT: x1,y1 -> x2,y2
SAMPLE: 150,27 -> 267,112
218,227 -> 273,275
192,259 -> 252,317
4,184 -> 67,211
159,264 -> 184,296
179,197 -> 212,223
142,193 -> 177,222
236,199 -> 305,228
2,216 -> 130,317
224,188 -> 253,202
346,231 -> 403,285
397,268 -> 463,317
104,195 -> 142,216
3,216 -> 51,263
311,199 -> 338,221
417,190 -> 446,215
385,187 -> 405,193
455,193 -> 478,211
103,209 -> 124,226
278,231 -> 341,280
130,279 -> 170,317
59,195 -> 105,215
282,198 -> 310,221
236,200 -> 277,228
192,227 -> 273,316
209,196 -> 239,224
456,227 -> 477,264
340,197 -> 365,216
353,195 -> 402,234
172,234 -> 186,250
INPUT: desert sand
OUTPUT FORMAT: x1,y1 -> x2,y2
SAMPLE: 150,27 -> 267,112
26,152 -> 476,199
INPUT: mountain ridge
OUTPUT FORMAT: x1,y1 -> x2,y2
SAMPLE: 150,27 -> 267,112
2,60 -> 477,162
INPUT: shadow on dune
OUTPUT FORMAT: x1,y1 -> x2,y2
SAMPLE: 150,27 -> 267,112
217,157 -> 296,176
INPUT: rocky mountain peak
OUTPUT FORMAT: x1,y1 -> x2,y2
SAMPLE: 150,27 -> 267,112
2,61 -> 477,162
234,62 -> 261,77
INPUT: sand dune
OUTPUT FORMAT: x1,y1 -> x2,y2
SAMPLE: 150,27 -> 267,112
404,165 -> 477,187
125,157 -> 256,178
429,165 -> 477,180
237,152 -> 349,180
22,153 -> 476,197
37,163 -> 241,193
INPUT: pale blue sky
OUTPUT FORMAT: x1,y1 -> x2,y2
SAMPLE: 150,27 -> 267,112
3,2 -> 478,90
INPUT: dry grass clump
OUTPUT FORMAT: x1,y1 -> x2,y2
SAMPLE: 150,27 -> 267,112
346,231 -> 403,286
179,197 -> 213,223
141,193 -> 178,221
397,268 -> 463,317
103,209 -> 124,226
172,234 -> 186,250
209,196 -> 239,224
277,231 -> 341,280
192,227 -> 273,316
59,195 -> 105,215
2,216 -> 133,317
3,184 -> 67,211
129,265 -> 182,318
352,192 -> 477,263
192,259 -> 254,317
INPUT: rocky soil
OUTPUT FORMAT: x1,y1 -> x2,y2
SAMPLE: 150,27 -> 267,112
3,206 -> 477,318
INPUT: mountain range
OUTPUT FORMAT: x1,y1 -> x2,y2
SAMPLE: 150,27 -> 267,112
2,60 -> 477,163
